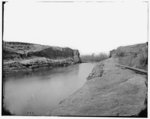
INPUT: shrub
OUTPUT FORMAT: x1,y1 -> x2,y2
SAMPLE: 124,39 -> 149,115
81,53 -> 108,63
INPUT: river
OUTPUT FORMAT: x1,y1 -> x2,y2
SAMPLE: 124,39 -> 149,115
3,63 -> 96,116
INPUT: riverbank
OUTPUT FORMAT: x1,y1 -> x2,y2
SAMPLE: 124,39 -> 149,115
3,42 -> 81,75
3,57 -> 75,74
51,58 -> 147,116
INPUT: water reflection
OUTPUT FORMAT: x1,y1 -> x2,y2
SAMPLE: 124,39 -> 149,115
3,63 -> 95,116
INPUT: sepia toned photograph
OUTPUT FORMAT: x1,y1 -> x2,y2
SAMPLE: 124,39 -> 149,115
2,0 -> 148,117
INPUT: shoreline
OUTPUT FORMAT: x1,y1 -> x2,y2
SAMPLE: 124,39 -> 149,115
3,41 -> 81,76
51,58 -> 147,117
3,57 -> 77,76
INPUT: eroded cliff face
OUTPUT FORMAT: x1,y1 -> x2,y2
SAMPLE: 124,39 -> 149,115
3,42 -> 81,74
73,50 -> 81,63
110,42 -> 148,70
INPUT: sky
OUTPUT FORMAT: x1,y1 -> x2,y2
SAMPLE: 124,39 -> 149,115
3,0 -> 148,55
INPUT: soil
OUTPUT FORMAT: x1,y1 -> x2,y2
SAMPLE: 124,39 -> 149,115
51,58 -> 147,117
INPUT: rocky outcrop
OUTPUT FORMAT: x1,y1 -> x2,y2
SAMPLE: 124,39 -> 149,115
87,62 -> 104,80
73,50 -> 81,63
51,58 -> 147,117
3,42 -> 81,74
109,42 -> 148,70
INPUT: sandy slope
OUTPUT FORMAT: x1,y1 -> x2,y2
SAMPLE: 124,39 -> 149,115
51,58 -> 147,116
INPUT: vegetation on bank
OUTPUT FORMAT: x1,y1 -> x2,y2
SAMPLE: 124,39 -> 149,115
81,53 -> 109,63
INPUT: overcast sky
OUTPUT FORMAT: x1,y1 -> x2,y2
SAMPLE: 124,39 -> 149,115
4,0 -> 147,55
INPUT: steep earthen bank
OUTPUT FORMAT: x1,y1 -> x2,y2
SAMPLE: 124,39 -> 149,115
110,42 -> 148,70
51,43 -> 148,117
3,42 -> 81,74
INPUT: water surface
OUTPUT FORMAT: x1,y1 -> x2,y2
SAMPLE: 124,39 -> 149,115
3,63 -> 96,115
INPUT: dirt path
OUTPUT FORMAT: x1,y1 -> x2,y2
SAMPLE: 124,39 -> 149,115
51,58 -> 147,117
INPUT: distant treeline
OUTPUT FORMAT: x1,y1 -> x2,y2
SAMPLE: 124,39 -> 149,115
81,53 -> 109,63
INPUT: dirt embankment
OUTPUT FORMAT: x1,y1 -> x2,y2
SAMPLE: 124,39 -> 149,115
110,42 -> 148,70
51,43 -> 148,117
3,42 -> 81,75
51,58 -> 147,117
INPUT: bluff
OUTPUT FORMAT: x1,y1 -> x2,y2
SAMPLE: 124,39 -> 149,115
3,42 -> 81,74
110,42 -> 148,70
